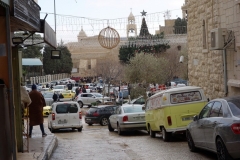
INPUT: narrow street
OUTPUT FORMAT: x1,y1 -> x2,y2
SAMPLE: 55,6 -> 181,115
49,107 -> 217,160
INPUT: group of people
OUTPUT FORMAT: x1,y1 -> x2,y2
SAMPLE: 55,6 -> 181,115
21,84 -> 47,138
52,92 -> 64,102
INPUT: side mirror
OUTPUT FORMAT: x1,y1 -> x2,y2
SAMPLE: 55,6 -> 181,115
193,115 -> 199,121
142,106 -> 145,110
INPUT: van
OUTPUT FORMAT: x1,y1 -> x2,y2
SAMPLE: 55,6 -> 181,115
145,86 -> 207,142
48,101 -> 83,133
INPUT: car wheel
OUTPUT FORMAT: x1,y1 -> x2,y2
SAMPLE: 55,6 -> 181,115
100,117 -> 108,126
78,101 -> 83,108
186,130 -> 197,152
162,127 -> 171,142
108,121 -> 114,132
149,125 -> 155,138
216,138 -> 232,160
117,123 -> 123,135
78,128 -> 82,132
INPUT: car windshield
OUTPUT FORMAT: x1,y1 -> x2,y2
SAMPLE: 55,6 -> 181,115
92,93 -> 103,97
54,86 -> 64,89
43,93 -> 53,98
228,100 -> 240,117
123,106 -> 143,113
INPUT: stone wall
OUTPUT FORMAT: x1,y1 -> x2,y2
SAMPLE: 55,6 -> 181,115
185,0 -> 240,99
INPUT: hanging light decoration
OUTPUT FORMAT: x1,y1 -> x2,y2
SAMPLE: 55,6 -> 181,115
98,26 -> 120,49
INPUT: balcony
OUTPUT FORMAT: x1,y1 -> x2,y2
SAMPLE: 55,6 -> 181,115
10,0 -> 41,31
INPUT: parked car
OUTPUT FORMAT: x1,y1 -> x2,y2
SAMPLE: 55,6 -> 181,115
52,85 -> 67,93
42,91 -> 54,106
76,93 -> 111,108
145,86 -> 207,142
85,105 -> 117,126
128,96 -> 145,105
48,101 -> 83,132
61,90 -> 75,100
108,104 -> 146,135
186,96 -> 240,159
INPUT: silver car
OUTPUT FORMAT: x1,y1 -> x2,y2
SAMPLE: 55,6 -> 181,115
108,104 -> 146,135
186,96 -> 240,159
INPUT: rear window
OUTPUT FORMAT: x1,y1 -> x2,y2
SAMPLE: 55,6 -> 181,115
56,104 -> 78,114
170,91 -> 202,104
123,106 -> 143,113
228,100 -> 240,117
87,108 -> 99,114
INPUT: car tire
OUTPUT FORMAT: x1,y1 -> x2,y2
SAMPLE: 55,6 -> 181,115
216,137 -> 232,160
78,101 -> 83,108
162,127 -> 171,142
78,128 -> 82,132
149,125 -> 156,138
100,117 -> 108,126
108,121 -> 114,132
117,123 -> 123,135
186,130 -> 197,152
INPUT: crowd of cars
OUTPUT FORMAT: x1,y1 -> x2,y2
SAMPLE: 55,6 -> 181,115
24,79 -> 240,159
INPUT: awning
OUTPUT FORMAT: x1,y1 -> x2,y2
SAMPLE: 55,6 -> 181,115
227,79 -> 240,88
22,58 -> 42,66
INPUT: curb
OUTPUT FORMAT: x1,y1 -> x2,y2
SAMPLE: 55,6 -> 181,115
38,135 -> 58,160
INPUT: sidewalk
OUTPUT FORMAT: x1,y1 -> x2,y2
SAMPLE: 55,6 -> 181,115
17,126 -> 58,160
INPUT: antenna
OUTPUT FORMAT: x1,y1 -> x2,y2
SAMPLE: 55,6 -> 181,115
164,10 -> 171,19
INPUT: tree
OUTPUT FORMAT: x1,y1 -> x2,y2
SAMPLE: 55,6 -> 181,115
173,17 -> 187,34
93,58 -> 124,96
43,40 -> 73,74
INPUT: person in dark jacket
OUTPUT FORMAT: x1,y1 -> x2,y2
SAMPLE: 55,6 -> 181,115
28,84 -> 47,138
82,85 -> 86,93
59,93 -> 64,99
52,92 -> 58,102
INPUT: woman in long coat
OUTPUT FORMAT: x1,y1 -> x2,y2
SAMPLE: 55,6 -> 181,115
28,84 -> 47,138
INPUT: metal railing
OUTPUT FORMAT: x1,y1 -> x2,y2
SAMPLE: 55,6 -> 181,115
29,73 -> 70,84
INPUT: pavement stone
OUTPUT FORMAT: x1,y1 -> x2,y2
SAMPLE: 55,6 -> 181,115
17,120 -> 58,160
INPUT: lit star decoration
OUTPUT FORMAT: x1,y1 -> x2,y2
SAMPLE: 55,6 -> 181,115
140,10 -> 147,16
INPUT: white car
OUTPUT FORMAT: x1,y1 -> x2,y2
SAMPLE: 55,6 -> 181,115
75,93 -> 111,108
52,85 -> 67,93
108,104 -> 146,135
47,101 -> 83,132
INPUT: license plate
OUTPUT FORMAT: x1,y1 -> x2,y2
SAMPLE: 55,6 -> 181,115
58,119 -> 67,124
182,117 -> 193,121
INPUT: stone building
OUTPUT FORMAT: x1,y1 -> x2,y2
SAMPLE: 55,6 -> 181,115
182,0 -> 240,99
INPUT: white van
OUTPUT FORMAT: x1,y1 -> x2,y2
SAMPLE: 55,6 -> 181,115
48,101 -> 83,132
145,86 -> 207,142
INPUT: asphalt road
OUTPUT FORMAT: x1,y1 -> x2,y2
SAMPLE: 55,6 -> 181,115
48,107 -> 217,160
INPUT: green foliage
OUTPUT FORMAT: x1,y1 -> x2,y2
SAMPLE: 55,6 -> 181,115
129,85 -> 147,100
173,17 -> 187,34
43,41 -> 73,74
125,53 -> 168,85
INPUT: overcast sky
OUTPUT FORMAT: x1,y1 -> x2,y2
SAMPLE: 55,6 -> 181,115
38,0 -> 185,42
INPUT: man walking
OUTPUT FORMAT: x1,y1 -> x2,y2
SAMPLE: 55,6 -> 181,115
28,84 -> 47,138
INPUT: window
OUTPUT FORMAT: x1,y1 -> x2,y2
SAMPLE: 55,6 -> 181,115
209,101 -> 222,117
199,102 -> 213,119
56,104 -> 68,114
170,91 -> 202,104
123,106 -> 143,113
81,94 -> 88,97
87,94 -> 93,97
68,104 -> 78,113
228,99 -> 240,117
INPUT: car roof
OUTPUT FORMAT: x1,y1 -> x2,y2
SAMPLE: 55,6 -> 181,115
90,105 -> 117,108
53,101 -> 78,105
121,104 -> 143,107
211,96 -> 240,102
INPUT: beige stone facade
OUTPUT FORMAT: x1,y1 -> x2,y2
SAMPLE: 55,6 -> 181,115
183,0 -> 240,99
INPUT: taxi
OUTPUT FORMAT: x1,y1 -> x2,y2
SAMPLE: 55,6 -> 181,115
24,105 -> 52,117
61,90 -> 76,100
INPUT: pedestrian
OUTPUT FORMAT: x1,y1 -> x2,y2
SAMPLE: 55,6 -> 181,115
59,93 -> 64,99
82,85 -> 86,93
28,84 -> 47,138
67,81 -> 73,90
46,83 -> 49,88
52,92 -> 58,102
75,87 -> 79,97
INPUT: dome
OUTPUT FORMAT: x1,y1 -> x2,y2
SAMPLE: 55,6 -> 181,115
78,27 -> 87,38
128,12 -> 135,21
